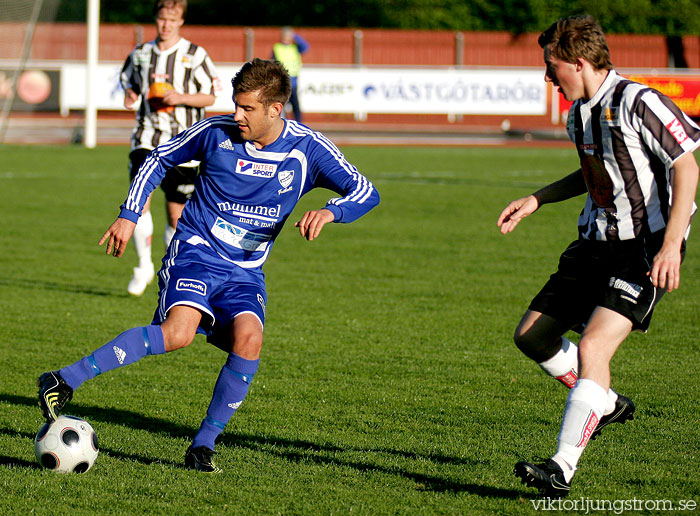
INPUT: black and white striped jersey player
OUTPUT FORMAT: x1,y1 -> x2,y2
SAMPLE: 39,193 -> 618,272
499,15 -> 700,498
119,0 -> 222,296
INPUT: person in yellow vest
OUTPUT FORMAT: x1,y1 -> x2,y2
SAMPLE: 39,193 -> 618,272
272,26 -> 309,123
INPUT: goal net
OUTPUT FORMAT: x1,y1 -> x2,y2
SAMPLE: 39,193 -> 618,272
0,0 -> 55,144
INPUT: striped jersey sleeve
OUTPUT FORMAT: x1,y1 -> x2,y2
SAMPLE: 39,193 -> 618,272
630,86 -> 700,164
120,46 -> 143,94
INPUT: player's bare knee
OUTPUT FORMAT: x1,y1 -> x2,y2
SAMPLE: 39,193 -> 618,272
513,326 -> 529,349
513,326 -> 541,355
232,328 -> 263,359
161,324 -> 197,351
514,328 -> 562,362
576,334 -> 611,369
577,334 -> 599,356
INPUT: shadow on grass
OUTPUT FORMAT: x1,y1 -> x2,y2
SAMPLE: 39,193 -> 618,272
0,455 -> 41,469
0,277 -> 126,298
0,393 -> 521,498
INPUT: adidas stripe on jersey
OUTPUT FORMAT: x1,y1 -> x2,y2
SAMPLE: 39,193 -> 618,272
120,117 -> 380,270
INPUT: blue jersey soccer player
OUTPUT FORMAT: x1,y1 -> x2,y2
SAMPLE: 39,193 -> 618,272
38,58 -> 379,473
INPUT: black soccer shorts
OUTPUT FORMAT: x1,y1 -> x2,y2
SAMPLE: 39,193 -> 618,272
528,231 -> 684,333
129,148 -> 198,204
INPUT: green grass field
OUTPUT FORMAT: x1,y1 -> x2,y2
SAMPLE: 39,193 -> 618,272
1,144 -> 698,516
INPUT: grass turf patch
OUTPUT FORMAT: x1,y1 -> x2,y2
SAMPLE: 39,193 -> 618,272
0,144 -> 698,515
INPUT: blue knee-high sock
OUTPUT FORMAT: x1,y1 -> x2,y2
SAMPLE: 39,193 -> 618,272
59,325 -> 166,390
192,353 -> 259,450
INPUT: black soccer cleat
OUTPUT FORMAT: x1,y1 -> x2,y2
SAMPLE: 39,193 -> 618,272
515,459 -> 572,498
185,445 -> 222,473
37,371 -> 73,423
590,394 -> 635,440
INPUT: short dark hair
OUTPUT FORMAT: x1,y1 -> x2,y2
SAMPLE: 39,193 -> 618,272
232,58 -> 291,107
153,0 -> 187,19
538,15 -> 613,70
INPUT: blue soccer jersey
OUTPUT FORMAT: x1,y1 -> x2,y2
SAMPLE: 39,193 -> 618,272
120,116 -> 380,269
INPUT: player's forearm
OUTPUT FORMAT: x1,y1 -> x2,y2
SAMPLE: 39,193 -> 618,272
533,168 -> 587,206
325,183 -> 380,223
123,125 -> 203,217
664,153 -> 700,247
122,148 -> 174,215
121,164 -> 159,217
118,207 -> 140,223
182,93 -> 215,108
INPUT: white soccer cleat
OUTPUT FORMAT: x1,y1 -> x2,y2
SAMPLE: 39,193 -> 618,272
127,264 -> 155,296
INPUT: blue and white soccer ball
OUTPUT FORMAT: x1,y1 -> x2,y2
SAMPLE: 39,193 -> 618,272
34,415 -> 99,473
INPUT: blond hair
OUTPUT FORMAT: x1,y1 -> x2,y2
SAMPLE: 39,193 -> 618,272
153,0 -> 187,18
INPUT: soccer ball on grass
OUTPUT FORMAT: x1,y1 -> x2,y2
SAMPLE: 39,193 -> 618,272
34,415 -> 99,473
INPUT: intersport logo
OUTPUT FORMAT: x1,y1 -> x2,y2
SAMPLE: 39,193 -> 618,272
236,159 -> 277,178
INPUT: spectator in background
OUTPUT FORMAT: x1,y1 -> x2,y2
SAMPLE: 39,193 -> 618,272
120,0 -> 221,296
272,26 -> 309,123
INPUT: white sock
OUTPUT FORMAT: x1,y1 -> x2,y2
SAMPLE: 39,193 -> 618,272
133,210 -> 153,270
538,337 -> 579,388
552,378 -> 607,481
605,389 -> 618,416
538,337 -> 620,416
163,224 -> 176,248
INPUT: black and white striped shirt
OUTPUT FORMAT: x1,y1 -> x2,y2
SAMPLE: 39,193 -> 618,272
120,37 -> 221,151
566,70 -> 700,241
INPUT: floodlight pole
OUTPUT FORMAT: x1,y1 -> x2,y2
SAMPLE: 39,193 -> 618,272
85,0 -> 100,148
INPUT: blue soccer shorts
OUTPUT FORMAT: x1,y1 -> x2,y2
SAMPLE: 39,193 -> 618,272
151,238 -> 267,339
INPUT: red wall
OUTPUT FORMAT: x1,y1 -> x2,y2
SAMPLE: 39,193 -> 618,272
3,22 -> 698,69
4,23 -> 699,130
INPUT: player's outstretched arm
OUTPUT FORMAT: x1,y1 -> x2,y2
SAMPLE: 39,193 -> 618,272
295,209 -> 335,241
498,168 -> 587,234
98,218 -> 137,257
